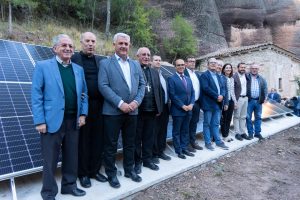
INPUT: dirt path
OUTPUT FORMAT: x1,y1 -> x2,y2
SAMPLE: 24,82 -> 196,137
128,125 -> 300,200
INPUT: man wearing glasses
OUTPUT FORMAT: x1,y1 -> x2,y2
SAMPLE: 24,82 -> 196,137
168,59 -> 195,159
152,55 -> 172,163
200,57 -> 229,151
184,56 -> 203,152
134,47 -> 163,174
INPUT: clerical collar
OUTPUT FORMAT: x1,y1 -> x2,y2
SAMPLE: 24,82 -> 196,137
56,56 -> 71,67
141,64 -> 149,69
115,53 -> 129,62
80,51 -> 94,58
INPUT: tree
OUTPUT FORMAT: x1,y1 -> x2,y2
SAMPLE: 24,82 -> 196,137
4,0 -> 38,36
111,0 -> 156,51
105,0 -> 111,39
163,14 -> 197,63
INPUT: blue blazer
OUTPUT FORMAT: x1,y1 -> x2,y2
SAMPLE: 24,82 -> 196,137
31,57 -> 88,133
168,73 -> 195,116
200,70 -> 225,111
98,55 -> 145,115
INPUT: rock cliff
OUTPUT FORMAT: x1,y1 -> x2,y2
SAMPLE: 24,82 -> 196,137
148,0 -> 300,58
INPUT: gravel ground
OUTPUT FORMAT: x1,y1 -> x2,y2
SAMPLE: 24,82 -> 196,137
127,124 -> 300,200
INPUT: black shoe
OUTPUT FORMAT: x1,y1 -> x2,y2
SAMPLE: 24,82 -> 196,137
187,146 -> 196,153
254,134 -> 264,140
191,143 -> 203,150
241,133 -> 251,140
143,162 -> 159,171
248,135 -> 254,140
134,163 -> 142,174
178,153 -> 186,159
124,171 -> 142,182
235,134 -> 243,141
92,172 -> 107,182
182,150 -> 195,157
79,176 -> 91,188
158,153 -> 171,161
107,176 -> 121,188
61,188 -> 86,196
152,156 -> 160,164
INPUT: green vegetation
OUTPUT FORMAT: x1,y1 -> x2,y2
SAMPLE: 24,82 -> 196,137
163,14 -> 197,63
0,1 -> 198,60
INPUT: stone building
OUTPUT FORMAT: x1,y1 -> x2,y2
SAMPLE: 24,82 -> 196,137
196,43 -> 300,98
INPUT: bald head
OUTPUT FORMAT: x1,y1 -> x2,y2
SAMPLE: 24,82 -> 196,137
80,32 -> 97,56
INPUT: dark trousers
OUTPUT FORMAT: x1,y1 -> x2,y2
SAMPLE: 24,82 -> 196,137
41,117 -> 78,200
172,115 -> 191,154
135,111 -> 156,164
221,99 -> 235,138
78,99 -> 104,178
103,114 -> 137,178
189,101 -> 200,145
153,103 -> 169,156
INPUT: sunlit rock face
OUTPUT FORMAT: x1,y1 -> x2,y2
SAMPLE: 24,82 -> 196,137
148,0 -> 300,57
215,0 -> 300,57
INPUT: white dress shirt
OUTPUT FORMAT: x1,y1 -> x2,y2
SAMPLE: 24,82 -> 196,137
115,53 -> 132,92
239,73 -> 247,96
187,68 -> 200,101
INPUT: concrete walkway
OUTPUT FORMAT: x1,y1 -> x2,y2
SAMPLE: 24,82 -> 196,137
1,115 -> 299,200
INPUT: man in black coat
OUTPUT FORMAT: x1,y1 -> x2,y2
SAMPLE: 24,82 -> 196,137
71,32 -> 107,188
134,47 -> 163,174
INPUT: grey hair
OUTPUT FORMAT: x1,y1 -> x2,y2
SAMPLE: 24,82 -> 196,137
136,47 -> 150,56
80,32 -> 96,42
52,34 -> 71,47
113,33 -> 130,43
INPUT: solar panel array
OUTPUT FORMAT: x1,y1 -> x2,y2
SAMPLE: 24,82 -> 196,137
0,40 -> 55,180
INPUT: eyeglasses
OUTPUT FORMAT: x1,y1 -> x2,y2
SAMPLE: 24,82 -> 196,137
209,62 -> 217,64
176,64 -> 185,67
188,60 -> 195,63
141,53 -> 151,56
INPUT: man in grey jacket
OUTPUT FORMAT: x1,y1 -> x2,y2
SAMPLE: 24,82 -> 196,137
98,33 -> 145,188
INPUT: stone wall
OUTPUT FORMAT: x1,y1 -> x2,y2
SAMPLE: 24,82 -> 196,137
198,49 -> 300,98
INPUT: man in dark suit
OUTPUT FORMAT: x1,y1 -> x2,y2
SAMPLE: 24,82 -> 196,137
267,88 -> 281,103
200,58 -> 229,151
71,32 -> 107,188
152,55 -> 172,163
134,47 -> 163,174
98,33 -> 145,188
184,56 -> 203,152
32,34 -> 88,199
168,59 -> 195,159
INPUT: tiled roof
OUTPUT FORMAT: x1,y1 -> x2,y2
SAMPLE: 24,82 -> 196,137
196,43 -> 300,62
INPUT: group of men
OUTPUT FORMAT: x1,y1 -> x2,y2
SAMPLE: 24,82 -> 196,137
31,31 -> 267,200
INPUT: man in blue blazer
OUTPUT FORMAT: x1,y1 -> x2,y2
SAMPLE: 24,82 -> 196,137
200,58 -> 229,151
168,59 -> 195,159
31,34 -> 88,199
267,88 -> 281,103
98,33 -> 145,188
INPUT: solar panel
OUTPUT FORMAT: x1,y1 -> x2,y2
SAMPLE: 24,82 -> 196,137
0,40 -> 55,181
0,41 -> 34,82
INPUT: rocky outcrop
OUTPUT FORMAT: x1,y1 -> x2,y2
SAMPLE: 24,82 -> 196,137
148,0 -> 300,58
